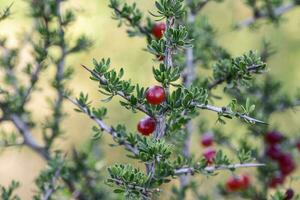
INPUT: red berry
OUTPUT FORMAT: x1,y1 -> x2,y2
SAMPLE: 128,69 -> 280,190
296,140 -> 300,152
284,188 -> 294,200
203,148 -> 216,164
145,86 -> 166,105
278,153 -> 296,175
265,131 -> 283,145
152,23 -> 166,39
226,176 -> 241,192
225,175 -> 250,192
201,132 -> 214,147
265,145 -> 283,160
137,117 -> 156,136
268,173 -> 285,188
240,175 -> 251,189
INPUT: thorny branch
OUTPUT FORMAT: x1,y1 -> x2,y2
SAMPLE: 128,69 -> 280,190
66,95 -> 266,187
107,163 -> 264,198
175,163 -> 265,175
195,103 -> 267,124
81,64 -> 151,117
48,0 -> 67,148
109,178 -> 155,198
41,158 -> 65,200
208,64 -> 266,90
110,5 -> 151,38
238,2 -> 297,28
58,97 -> 267,199
20,17 -> 51,107
66,96 -> 140,155
10,114 -> 50,160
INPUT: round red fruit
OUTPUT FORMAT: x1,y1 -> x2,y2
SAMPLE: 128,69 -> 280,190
265,131 -> 283,145
137,117 -> 156,136
201,132 -> 214,147
265,145 -> 283,160
152,23 -> 166,39
278,153 -> 296,175
268,173 -> 285,188
203,148 -> 216,164
226,177 -> 241,192
284,188 -> 294,200
225,175 -> 250,192
240,175 -> 250,189
145,86 -> 166,105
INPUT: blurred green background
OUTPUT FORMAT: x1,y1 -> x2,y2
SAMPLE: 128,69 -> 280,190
0,0 -> 300,199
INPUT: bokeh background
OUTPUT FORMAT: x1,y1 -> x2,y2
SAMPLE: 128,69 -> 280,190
0,0 -> 300,199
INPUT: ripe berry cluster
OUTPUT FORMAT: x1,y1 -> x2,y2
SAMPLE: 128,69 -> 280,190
264,131 -> 296,188
137,86 -> 166,136
200,130 -> 252,192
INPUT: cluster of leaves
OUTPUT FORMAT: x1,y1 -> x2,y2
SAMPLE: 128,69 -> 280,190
0,181 -> 20,200
147,26 -> 192,54
61,141 -> 112,200
33,153 -> 66,200
107,164 -> 152,199
34,141 -> 111,200
153,0 -> 185,19
109,0 -> 153,39
138,138 -> 173,162
210,50 -> 266,90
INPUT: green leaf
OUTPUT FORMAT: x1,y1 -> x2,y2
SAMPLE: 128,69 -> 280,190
113,189 -> 124,193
